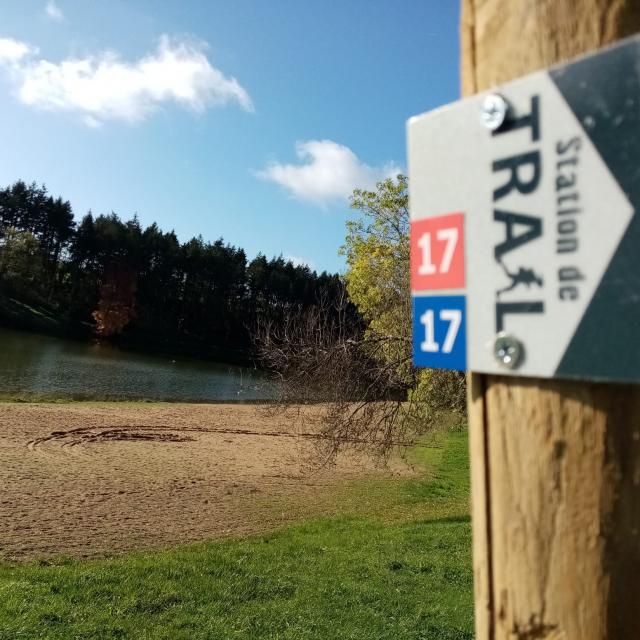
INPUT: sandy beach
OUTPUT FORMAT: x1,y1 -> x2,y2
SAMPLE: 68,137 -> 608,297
0,402 -> 412,560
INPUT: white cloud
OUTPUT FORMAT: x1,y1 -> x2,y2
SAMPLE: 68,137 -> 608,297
45,0 -> 64,22
0,38 -> 37,65
285,255 -> 315,270
0,35 -> 253,126
258,140 -> 401,206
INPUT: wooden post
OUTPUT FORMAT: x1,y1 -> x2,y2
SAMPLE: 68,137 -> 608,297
461,2 -> 640,639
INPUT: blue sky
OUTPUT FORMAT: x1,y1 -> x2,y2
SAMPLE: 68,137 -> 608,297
0,1 -> 460,273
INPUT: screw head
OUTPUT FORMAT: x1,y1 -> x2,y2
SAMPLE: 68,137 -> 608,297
493,332 -> 524,369
481,93 -> 509,131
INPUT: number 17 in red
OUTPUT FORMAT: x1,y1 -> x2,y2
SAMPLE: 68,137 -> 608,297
410,213 -> 465,291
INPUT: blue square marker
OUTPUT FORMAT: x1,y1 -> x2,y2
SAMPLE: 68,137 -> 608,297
412,295 -> 467,371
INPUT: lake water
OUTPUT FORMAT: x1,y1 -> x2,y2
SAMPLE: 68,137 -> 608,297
0,327 -> 275,401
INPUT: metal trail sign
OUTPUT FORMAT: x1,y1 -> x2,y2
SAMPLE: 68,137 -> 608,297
408,35 -> 640,382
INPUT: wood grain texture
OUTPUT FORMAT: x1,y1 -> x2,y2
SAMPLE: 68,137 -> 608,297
461,1 -> 640,638
461,0 -> 640,95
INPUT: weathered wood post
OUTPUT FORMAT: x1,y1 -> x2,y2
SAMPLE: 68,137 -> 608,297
461,2 -> 640,638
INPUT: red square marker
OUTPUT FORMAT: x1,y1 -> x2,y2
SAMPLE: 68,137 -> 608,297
410,213 -> 465,291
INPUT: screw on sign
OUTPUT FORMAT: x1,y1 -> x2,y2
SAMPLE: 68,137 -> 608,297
492,332 -> 524,369
480,93 -> 509,131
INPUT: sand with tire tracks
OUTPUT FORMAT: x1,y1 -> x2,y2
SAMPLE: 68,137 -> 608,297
0,402 -> 412,560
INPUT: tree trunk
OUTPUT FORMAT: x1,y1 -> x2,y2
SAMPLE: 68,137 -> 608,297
461,1 -> 640,638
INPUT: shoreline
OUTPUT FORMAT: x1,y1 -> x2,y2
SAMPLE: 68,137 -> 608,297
0,296 -> 257,369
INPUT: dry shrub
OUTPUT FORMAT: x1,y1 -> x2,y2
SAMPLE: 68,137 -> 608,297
255,295 -> 466,465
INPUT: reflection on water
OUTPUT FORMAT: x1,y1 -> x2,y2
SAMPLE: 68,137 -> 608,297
0,327 -> 274,401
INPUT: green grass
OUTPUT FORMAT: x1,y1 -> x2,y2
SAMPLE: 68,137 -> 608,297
0,430 -> 473,640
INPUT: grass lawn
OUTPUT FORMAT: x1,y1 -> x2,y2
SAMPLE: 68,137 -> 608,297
0,429 -> 473,640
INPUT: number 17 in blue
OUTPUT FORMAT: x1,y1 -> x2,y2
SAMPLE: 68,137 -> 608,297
412,296 -> 466,371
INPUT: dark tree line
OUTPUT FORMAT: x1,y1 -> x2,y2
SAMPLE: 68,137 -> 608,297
0,180 -> 346,363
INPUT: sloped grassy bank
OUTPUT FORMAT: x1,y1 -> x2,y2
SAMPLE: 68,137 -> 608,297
0,430 -> 473,640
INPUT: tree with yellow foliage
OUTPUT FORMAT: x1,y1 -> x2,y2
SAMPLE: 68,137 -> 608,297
344,175 -> 466,423
342,175 -> 413,385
